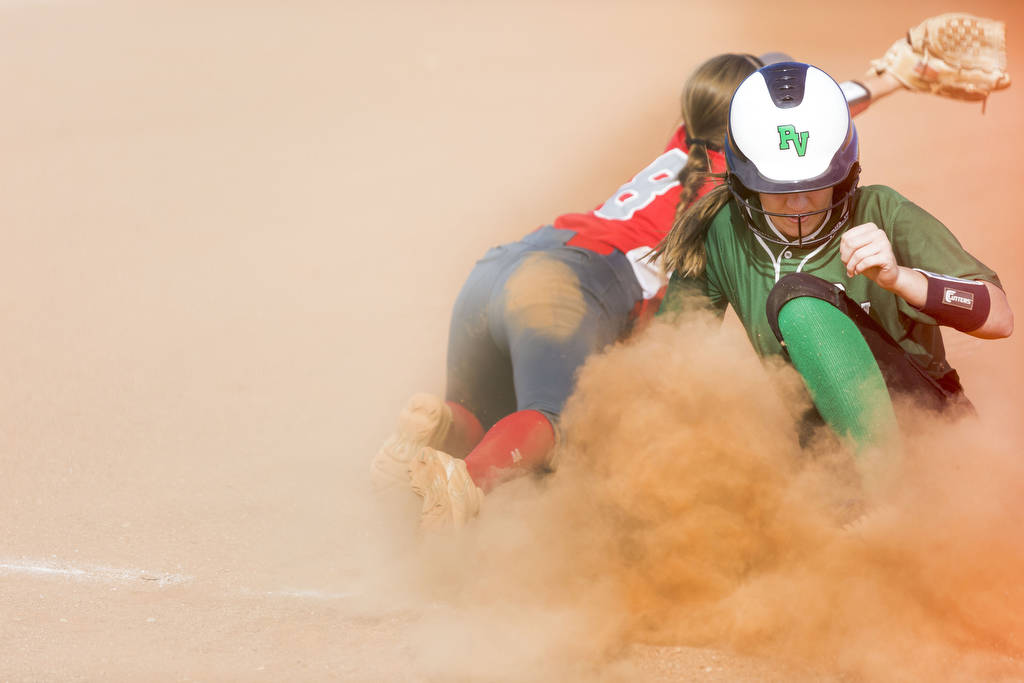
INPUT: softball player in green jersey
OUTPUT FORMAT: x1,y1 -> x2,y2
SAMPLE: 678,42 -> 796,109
657,62 -> 1013,448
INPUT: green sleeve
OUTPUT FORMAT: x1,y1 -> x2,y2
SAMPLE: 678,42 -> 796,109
888,194 -> 1003,324
657,269 -> 728,320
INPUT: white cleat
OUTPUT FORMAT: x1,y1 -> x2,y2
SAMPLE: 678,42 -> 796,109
409,447 -> 484,531
370,393 -> 453,493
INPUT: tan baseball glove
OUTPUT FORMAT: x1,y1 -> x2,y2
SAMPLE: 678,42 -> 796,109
868,13 -> 1010,102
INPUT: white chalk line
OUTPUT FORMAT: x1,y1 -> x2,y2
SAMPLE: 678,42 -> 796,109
0,557 -> 360,601
0,559 -> 193,586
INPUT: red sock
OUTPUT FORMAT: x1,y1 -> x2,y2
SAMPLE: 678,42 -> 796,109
442,401 -> 485,458
464,410 -> 555,492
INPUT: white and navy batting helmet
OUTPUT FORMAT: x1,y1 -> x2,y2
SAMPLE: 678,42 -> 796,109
725,62 -> 860,246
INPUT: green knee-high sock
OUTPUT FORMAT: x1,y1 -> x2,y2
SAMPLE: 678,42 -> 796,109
777,296 -> 900,453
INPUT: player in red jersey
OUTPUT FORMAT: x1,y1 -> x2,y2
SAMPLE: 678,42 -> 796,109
372,52 -> 907,530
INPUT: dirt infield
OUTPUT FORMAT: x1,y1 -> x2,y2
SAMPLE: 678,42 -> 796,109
1,1 -> 1022,680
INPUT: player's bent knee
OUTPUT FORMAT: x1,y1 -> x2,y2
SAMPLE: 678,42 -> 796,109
765,275 -> 899,451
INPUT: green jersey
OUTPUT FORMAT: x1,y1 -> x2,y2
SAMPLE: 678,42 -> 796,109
662,185 -> 1002,380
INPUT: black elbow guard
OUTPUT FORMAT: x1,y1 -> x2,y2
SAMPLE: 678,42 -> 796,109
913,269 -> 991,332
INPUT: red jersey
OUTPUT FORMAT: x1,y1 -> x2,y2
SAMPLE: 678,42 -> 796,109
552,124 -> 727,300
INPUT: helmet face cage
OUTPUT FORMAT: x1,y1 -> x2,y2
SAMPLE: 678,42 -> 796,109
727,163 -> 860,247
724,62 -> 860,247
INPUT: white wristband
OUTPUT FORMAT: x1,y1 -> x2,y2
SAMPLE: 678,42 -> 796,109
840,80 -> 871,116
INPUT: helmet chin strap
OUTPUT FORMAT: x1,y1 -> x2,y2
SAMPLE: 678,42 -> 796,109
765,208 -> 833,246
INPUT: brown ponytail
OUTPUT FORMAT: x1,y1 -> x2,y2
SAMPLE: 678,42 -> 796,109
649,54 -> 759,275
656,181 -> 732,276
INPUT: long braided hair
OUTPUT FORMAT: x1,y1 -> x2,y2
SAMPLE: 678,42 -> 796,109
653,54 -> 761,276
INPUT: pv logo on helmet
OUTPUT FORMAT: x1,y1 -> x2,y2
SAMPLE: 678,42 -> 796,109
777,124 -> 810,157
